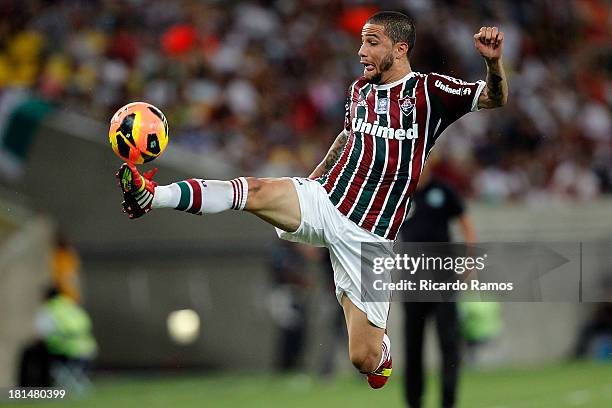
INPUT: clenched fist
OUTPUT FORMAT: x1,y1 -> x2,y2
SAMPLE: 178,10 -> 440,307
474,26 -> 504,61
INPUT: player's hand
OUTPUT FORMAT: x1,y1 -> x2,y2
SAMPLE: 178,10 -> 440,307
473,27 -> 504,61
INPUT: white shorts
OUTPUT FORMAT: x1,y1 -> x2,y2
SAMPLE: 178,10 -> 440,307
275,177 -> 392,329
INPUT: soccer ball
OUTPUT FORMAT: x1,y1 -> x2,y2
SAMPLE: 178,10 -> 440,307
108,102 -> 169,164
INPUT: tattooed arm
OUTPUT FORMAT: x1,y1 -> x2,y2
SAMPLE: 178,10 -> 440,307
478,58 -> 508,109
308,131 -> 348,179
474,26 -> 508,109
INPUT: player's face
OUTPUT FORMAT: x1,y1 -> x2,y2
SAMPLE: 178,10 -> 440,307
359,24 -> 395,84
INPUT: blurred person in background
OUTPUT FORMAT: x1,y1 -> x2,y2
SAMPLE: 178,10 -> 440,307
116,10 -> 507,390
572,276 -> 612,360
400,162 -> 476,408
19,285 -> 97,392
458,300 -> 502,365
318,248 -> 348,379
267,241 -> 313,371
51,232 -> 82,304
550,147 -> 601,202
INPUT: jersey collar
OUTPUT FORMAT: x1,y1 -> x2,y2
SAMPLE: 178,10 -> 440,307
373,71 -> 416,90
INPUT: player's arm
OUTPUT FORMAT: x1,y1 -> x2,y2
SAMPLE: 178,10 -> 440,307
474,27 -> 508,109
308,130 -> 348,179
458,213 -> 476,244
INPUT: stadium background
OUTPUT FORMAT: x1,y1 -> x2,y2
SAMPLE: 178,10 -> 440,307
0,0 -> 610,407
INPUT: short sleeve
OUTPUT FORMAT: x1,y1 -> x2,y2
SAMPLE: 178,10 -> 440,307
427,73 -> 485,125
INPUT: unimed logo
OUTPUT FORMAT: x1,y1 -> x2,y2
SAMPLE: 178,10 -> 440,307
434,80 -> 471,96
352,117 -> 419,141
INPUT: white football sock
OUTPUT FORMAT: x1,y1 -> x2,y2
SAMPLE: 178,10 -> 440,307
152,177 -> 248,214
376,333 -> 391,371
152,183 -> 180,208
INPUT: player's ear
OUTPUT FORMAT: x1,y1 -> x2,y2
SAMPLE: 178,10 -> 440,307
395,42 -> 409,60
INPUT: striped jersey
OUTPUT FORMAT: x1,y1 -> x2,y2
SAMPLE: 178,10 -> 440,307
317,71 -> 485,240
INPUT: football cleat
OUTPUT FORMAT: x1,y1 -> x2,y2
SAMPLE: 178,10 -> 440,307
367,334 -> 392,389
116,162 -> 157,219
367,354 -> 392,389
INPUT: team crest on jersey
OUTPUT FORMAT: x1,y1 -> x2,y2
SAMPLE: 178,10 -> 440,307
375,97 -> 389,114
398,97 -> 416,116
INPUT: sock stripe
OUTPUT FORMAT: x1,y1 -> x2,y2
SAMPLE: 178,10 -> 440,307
230,179 -> 238,210
186,179 -> 202,214
236,179 -> 242,210
230,177 -> 247,210
176,181 -> 191,211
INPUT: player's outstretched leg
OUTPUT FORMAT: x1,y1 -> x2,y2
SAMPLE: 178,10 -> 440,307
341,295 -> 392,389
115,163 -> 301,232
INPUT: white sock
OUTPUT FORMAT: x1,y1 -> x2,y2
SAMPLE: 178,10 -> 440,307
376,333 -> 391,370
153,183 -> 180,208
152,177 -> 248,214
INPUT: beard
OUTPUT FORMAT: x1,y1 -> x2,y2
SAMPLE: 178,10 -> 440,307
368,52 -> 395,84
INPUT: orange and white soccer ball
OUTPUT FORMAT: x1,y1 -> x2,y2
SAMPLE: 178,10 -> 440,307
108,102 -> 169,164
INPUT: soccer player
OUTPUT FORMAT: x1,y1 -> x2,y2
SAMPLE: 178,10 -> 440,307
116,11 -> 507,389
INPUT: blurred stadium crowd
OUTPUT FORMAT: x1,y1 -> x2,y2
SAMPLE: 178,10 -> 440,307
0,0 -> 610,202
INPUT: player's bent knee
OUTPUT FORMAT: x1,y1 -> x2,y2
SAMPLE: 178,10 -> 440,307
349,348 -> 380,373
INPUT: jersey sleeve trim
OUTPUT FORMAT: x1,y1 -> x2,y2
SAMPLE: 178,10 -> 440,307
471,80 -> 486,112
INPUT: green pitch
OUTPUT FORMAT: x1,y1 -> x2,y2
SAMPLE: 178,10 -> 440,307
12,362 -> 612,408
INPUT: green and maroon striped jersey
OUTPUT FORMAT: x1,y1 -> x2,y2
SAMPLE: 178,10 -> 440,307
317,71 -> 485,240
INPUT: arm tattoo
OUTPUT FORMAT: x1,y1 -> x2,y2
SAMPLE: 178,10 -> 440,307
323,132 -> 348,172
480,58 -> 508,109
486,71 -> 504,106
308,131 -> 348,179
